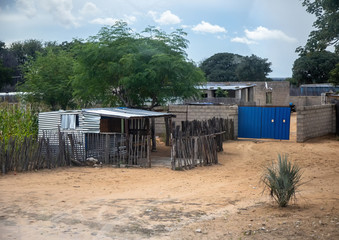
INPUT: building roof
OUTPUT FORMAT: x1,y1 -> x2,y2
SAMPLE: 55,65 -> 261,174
82,107 -> 174,119
197,82 -> 256,91
300,83 -> 337,88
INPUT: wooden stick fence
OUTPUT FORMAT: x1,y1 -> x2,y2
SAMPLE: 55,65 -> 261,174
0,132 -> 75,174
171,118 -> 234,170
1,129 -> 153,174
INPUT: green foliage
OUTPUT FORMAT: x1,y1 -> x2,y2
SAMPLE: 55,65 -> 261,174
0,103 -> 38,143
261,154 -> 302,207
199,53 -> 243,82
72,21 -> 205,109
9,39 -> 43,65
297,0 -> 339,54
0,59 -> 13,90
292,51 -> 339,85
199,53 -> 272,82
235,55 -> 272,82
19,49 -> 75,110
215,87 -> 228,97
328,63 -> 339,86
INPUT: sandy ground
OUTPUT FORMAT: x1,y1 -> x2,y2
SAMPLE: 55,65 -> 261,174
1,114 -> 339,240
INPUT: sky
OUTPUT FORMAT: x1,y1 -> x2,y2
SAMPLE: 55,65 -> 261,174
0,0 -> 316,77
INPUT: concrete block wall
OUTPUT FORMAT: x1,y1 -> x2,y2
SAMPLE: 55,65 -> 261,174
228,81 -> 290,106
289,96 -> 321,109
254,81 -> 290,106
155,105 -> 238,138
169,105 -> 238,138
296,104 -> 336,142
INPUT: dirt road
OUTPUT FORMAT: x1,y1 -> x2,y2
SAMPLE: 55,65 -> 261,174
1,134 -> 339,239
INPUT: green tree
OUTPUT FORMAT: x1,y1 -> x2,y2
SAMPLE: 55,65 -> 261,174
10,39 -> 43,65
199,53 -> 243,82
0,42 -> 14,90
235,54 -> 272,82
72,22 -> 205,109
297,0 -> 339,54
199,53 -> 272,82
215,87 -> 228,97
19,49 -> 75,110
0,60 -> 12,90
292,51 -> 339,85
328,63 -> 339,86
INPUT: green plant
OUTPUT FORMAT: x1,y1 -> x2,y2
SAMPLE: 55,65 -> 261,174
0,103 -> 38,143
215,87 -> 228,98
261,154 -> 302,207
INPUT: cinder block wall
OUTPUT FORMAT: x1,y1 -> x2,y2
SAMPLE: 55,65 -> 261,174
289,96 -> 321,109
228,81 -> 290,106
296,105 -> 336,142
155,105 -> 238,138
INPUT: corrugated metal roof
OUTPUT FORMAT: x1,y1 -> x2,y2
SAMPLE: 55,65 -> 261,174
300,83 -> 336,88
197,82 -> 256,91
82,107 -> 174,119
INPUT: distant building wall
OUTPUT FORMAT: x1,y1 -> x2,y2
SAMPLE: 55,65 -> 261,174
228,81 -> 290,106
155,105 -> 238,138
296,105 -> 336,142
289,96 -> 321,109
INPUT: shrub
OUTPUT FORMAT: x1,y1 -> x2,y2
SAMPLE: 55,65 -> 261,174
261,154 -> 302,207
0,103 -> 38,143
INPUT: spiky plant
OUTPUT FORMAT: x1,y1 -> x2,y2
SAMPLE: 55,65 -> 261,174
261,154 -> 302,207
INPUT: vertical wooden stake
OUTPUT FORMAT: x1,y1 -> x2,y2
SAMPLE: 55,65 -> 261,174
147,135 -> 151,168
105,134 -> 110,164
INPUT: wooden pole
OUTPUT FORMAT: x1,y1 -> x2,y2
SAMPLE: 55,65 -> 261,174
151,118 -> 156,151
105,134 -> 110,164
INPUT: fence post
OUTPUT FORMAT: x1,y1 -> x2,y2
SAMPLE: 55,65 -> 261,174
147,135 -> 151,167
105,134 -> 110,164
193,137 -> 198,166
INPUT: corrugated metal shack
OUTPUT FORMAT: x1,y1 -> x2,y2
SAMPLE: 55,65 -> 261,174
38,107 -> 174,167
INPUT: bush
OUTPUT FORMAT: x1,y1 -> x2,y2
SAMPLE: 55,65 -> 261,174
261,154 -> 302,207
0,103 -> 38,143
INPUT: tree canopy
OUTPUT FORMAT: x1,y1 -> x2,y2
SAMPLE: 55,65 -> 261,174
199,53 -> 272,82
235,55 -> 272,82
328,63 -> 339,86
297,0 -> 339,54
18,48 -> 75,110
292,51 -> 339,85
72,22 -> 205,109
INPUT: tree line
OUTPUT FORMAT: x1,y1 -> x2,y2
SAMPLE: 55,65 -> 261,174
1,0 -> 338,111
1,22 -> 206,110
0,22 -> 274,111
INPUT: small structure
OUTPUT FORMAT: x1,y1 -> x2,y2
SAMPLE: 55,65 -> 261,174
299,84 -> 339,96
38,107 -> 174,167
189,82 -> 255,105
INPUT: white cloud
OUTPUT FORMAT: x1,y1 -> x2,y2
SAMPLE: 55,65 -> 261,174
231,37 -> 256,45
123,15 -> 137,24
181,24 -> 191,29
90,17 -> 119,25
90,15 -> 136,25
148,10 -> 181,25
245,26 -> 297,42
192,21 -> 226,34
16,0 -> 37,18
14,0 -> 78,27
79,2 -> 99,16
40,0 -> 78,27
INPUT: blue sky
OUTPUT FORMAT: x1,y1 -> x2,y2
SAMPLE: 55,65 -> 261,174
0,0 -> 316,77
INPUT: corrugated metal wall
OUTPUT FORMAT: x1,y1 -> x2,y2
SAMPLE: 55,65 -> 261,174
38,110 -> 85,136
38,111 -> 61,137
81,111 -> 101,133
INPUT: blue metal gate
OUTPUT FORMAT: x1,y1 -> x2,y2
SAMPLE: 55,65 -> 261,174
238,106 -> 290,140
